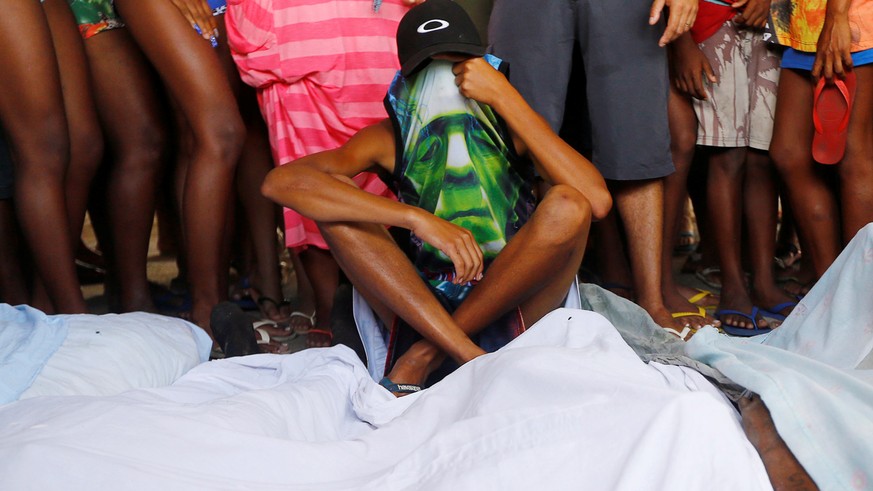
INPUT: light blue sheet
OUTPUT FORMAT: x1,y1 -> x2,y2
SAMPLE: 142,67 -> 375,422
0,304 -> 68,405
687,223 -> 873,490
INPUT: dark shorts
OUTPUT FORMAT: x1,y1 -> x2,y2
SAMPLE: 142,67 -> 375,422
488,0 -> 674,180
0,134 -> 14,200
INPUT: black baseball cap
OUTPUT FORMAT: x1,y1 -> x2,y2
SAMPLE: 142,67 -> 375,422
396,0 -> 485,77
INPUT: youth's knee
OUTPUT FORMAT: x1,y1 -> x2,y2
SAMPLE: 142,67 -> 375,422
12,116 -> 70,175
769,140 -> 809,180
68,125 -> 104,178
115,122 -> 167,173
196,111 -> 245,169
537,184 -> 593,243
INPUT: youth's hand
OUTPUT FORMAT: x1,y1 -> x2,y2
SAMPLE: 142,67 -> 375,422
410,210 -> 483,284
650,0 -> 698,47
451,57 -> 511,108
812,13 -> 853,79
669,34 -> 717,99
168,0 -> 219,44
732,0 -> 770,28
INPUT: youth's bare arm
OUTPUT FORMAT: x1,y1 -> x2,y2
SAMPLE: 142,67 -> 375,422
450,58 -> 613,219
261,119 -> 484,283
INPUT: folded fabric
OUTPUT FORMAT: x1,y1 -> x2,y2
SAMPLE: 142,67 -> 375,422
0,304 -> 68,405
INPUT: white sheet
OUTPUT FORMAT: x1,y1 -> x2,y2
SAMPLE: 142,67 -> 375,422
20,312 -> 212,399
0,309 -> 771,490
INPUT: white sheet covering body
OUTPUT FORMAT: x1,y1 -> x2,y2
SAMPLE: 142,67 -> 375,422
20,311 -> 212,399
0,309 -> 770,490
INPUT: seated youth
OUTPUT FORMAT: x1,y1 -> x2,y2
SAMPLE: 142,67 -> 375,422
261,0 -> 612,394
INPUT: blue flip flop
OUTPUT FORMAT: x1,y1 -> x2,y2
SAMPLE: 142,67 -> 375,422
761,301 -> 799,321
714,307 -> 773,337
379,377 -> 423,395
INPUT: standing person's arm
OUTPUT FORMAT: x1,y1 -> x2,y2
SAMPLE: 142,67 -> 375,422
450,58 -> 612,219
812,0 -> 854,79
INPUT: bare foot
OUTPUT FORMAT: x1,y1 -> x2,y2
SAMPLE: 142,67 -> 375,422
640,301 -> 697,340
306,328 -> 333,348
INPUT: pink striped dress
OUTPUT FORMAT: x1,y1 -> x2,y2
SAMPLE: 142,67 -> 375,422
226,0 -> 409,249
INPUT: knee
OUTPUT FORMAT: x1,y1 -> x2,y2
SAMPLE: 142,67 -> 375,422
13,116 -> 70,176
536,184 -> 593,244
116,123 -> 167,173
198,112 -> 245,169
69,127 -> 104,177
769,141 -> 807,179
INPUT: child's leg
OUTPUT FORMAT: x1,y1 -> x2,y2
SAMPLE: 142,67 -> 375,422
323,184 -> 594,387
85,27 -> 168,312
838,65 -> 873,242
0,0 -> 86,313
744,150 -> 797,317
115,0 -> 245,334
43,0 -> 103,245
770,69 -> 841,278
661,85 -> 716,328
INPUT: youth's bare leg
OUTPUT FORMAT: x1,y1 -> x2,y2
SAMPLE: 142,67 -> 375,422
0,0 -> 86,313
744,150 -> 796,318
115,0 -> 244,334
298,248 -> 339,346
86,28 -> 167,312
662,87 -> 716,328
770,69 -> 840,278
233,90 -> 286,321
322,184 -> 593,387
707,147 -> 769,329
612,178 -> 684,330
839,65 -> 873,243
43,0 -> 103,242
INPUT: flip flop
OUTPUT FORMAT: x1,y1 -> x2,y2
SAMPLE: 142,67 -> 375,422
671,305 -> 708,327
253,327 -> 291,354
379,376 -> 423,395
761,301 -> 799,322
252,319 -> 296,342
687,288 -> 718,312
812,72 -> 856,165
695,266 -> 722,290
714,307 -> 772,337
289,311 -> 317,334
662,325 -> 695,341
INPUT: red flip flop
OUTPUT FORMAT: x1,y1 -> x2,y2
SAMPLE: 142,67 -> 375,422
812,72 -> 856,165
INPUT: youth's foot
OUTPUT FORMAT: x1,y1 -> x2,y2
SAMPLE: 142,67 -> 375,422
663,286 -> 718,330
306,328 -> 333,348
289,310 -> 316,334
713,287 -> 768,331
383,342 -> 444,397
753,284 -> 799,322
677,284 -> 719,310
640,301 -> 697,340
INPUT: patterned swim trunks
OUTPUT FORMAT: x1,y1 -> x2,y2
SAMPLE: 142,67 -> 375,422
68,0 -> 124,39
